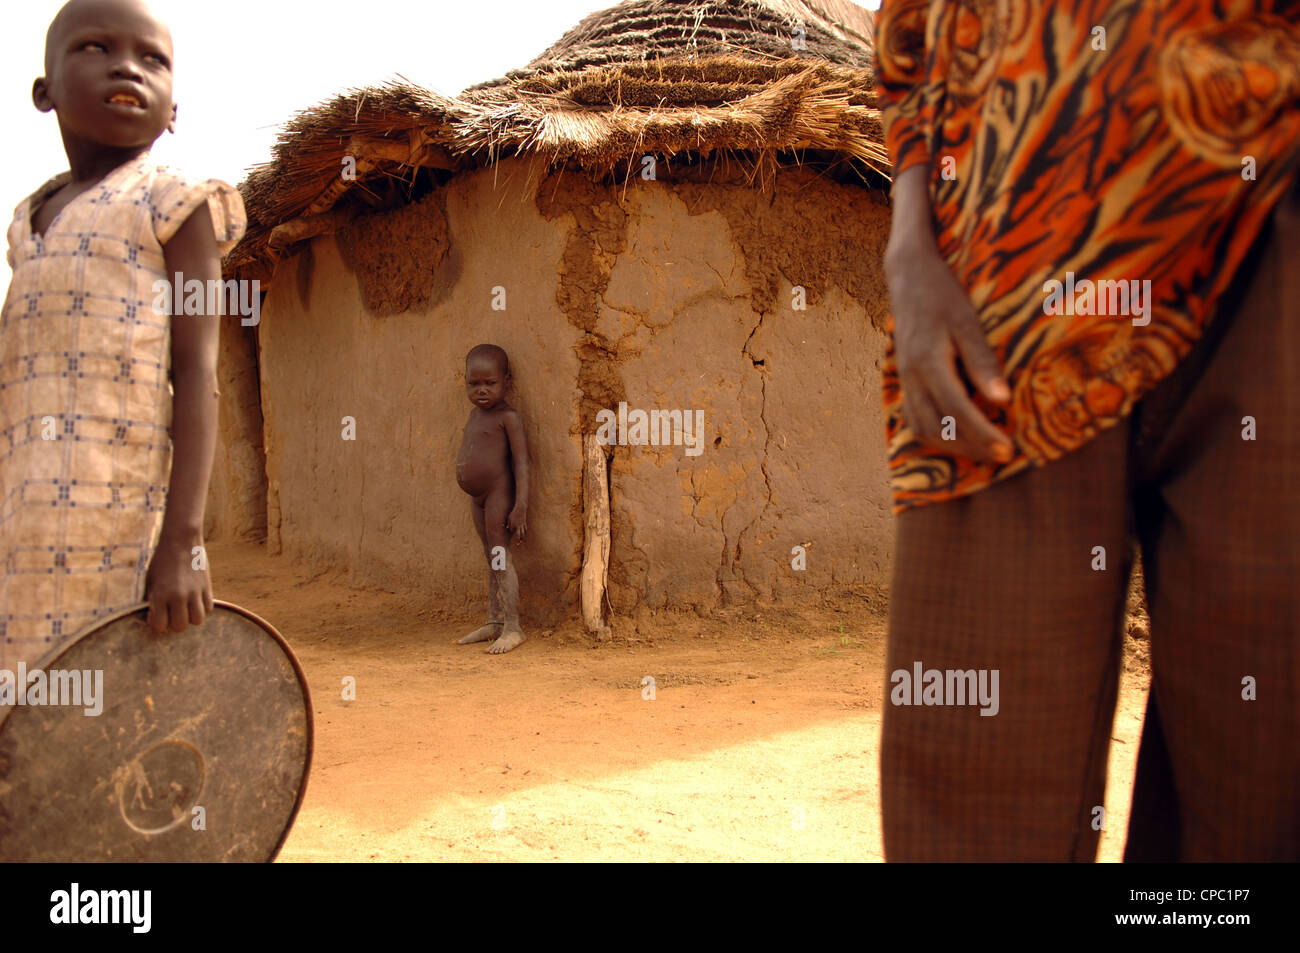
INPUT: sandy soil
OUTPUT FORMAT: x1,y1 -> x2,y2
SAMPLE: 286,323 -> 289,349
208,540 -> 1151,862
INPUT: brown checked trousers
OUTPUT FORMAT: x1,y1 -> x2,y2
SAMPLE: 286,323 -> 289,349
881,181 -> 1300,862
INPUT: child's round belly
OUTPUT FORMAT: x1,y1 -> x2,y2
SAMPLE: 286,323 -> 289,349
455,462 -> 504,498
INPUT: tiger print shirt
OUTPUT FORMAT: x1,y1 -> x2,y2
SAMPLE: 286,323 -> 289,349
875,1 -> 1300,512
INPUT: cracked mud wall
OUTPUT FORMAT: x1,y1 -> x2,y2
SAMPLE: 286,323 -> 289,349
252,158 -> 892,619
583,170 -> 894,611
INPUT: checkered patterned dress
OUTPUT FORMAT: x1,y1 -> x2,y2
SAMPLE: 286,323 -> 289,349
1,155 -> 245,669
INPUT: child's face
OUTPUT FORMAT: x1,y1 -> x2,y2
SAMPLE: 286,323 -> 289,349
36,0 -> 176,151
465,355 -> 508,411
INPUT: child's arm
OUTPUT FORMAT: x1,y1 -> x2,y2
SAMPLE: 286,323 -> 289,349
505,409 -> 529,543
146,202 -> 222,633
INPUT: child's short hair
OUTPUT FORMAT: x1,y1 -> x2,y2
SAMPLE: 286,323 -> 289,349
466,344 -> 509,376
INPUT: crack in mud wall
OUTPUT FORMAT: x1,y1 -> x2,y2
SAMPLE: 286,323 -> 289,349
584,166 -> 893,611
685,171 -> 891,604
726,314 -> 774,604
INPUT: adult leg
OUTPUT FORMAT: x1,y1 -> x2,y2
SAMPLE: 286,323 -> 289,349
882,426 -> 1132,861
1130,184 -> 1300,861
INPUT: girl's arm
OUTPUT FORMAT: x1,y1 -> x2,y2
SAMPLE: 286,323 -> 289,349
505,410 -> 529,543
147,201 -> 221,632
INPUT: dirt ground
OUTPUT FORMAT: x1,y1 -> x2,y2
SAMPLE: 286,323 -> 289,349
209,539 -> 1151,863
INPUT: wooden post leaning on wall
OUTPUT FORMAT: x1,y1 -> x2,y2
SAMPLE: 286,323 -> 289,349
581,435 -> 611,638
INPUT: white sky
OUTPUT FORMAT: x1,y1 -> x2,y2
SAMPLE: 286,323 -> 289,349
2,0 -> 878,281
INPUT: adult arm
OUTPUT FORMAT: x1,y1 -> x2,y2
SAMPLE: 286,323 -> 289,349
877,0 -> 1013,462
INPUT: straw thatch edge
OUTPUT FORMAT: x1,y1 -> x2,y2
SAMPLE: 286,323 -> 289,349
229,54 -> 888,282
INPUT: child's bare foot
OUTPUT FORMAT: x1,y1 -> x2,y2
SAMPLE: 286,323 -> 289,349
458,622 -> 503,645
487,623 -> 526,654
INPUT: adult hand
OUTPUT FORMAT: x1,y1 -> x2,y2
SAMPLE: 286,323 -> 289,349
884,166 -> 1014,463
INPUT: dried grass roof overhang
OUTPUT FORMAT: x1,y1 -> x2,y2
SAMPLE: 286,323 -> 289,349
229,0 -> 888,282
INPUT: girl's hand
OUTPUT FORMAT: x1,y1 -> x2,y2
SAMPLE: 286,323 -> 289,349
507,505 -> 527,544
144,536 -> 214,633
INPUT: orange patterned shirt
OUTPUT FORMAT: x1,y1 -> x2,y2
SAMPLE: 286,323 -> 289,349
875,0 -> 1300,512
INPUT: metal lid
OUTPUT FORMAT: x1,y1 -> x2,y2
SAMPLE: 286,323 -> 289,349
0,602 -> 312,862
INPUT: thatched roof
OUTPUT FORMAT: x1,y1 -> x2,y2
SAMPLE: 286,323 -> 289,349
472,0 -> 877,84
229,0 -> 885,282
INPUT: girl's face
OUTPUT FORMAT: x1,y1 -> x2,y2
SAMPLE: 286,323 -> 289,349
38,0 -> 176,151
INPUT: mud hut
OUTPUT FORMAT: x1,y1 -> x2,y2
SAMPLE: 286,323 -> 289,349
215,0 -> 894,627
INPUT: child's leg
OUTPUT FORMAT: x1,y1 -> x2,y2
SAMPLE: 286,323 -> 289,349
487,548 -> 525,654
458,498 -> 504,644
482,483 -> 526,655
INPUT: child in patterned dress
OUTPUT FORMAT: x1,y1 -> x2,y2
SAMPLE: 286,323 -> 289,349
0,0 -> 246,671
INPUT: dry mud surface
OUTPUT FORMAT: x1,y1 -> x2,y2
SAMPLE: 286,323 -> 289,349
208,540 -> 1151,862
